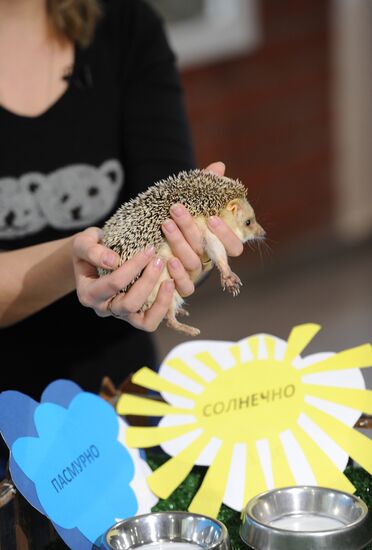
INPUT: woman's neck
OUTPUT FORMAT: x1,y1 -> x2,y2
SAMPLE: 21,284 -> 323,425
0,0 -> 73,117
0,0 -> 46,20
0,0 -> 52,44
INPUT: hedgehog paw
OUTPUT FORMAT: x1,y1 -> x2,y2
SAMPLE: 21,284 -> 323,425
221,272 -> 242,297
177,307 -> 190,317
183,325 -> 200,337
166,317 -> 200,336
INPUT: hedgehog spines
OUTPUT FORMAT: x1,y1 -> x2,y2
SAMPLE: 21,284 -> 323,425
102,169 -> 247,261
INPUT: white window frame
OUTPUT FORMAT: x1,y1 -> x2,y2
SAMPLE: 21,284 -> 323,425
163,0 -> 262,68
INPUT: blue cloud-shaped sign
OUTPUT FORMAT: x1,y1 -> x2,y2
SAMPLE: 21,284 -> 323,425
0,381 -> 139,548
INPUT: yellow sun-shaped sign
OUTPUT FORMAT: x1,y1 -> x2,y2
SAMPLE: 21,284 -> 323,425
118,324 -> 372,517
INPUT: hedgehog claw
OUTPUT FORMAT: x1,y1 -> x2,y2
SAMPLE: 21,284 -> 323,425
221,271 -> 242,297
166,312 -> 200,336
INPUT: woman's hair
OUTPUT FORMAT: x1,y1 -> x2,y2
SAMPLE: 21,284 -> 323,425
47,0 -> 103,48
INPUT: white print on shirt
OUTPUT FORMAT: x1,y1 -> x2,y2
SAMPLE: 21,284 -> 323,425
0,159 -> 124,239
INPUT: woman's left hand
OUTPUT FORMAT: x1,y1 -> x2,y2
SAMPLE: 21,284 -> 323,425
162,161 -> 244,295
72,227 -> 176,331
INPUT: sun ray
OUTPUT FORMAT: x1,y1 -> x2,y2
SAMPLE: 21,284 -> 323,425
304,402 -> 372,474
264,336 -> 276,359
189,442 -> 233,517
300,344 -> 372,375
117,394 -> 190,417
131,367 -> 197,400
284,323 -> 321,363
229,344 -> 241,364
147,432 -> 211,499
126,422 -> 197,448
243,443 -> 267,507
165,358 -> 208,387
267,435 -> 296,488
194,352 -> 223,375
291,424 -> 356,493
303,385 -> 372,415
246,335 -> 259,359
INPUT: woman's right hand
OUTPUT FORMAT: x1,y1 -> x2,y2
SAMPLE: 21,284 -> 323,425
72,227 -> 175,332
162,162 -> 244,283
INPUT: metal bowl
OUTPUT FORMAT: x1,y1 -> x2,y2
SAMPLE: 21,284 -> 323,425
240,486 -> 372,550
101,511 -> 231,550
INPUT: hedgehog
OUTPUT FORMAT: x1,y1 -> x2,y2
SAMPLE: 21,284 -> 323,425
99,169 -> 265,336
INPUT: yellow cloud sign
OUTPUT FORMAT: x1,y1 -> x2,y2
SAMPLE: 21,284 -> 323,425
117,323 -> 372,518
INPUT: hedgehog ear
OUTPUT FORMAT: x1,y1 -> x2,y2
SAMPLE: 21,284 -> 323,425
226,199 -> 241,217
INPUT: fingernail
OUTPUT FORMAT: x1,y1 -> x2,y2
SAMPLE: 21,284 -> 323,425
153,258 -> 164,270
145,245 -> 156,257
170,204 -> 185,217
169,258 -> 180,270
102,251 -> 118,268
208,216 -> 221,228
163,220 -> 177,233
165,279 -> 175,291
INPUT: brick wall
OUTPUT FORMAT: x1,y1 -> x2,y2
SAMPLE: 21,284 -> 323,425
180,0 -> 332,245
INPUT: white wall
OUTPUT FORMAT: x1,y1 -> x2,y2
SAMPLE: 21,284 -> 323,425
332,0 -> 372,241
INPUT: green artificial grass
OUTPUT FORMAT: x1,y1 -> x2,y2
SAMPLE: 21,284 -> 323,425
148,450 -> 372,550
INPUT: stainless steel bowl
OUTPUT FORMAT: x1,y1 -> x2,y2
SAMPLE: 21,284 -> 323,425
240,486 -> 372,550
101,511 -> 231,550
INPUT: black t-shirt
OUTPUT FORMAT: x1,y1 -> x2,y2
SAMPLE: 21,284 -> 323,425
0,0 -> 195,399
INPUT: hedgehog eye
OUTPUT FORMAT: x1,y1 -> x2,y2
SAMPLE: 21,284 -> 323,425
245,219 -> 251,226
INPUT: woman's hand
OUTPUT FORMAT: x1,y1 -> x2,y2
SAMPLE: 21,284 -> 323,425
72,227 -> 175,332
162,161 -> 244,291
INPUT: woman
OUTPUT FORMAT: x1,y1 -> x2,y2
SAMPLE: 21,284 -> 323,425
0,0 -> 243,399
